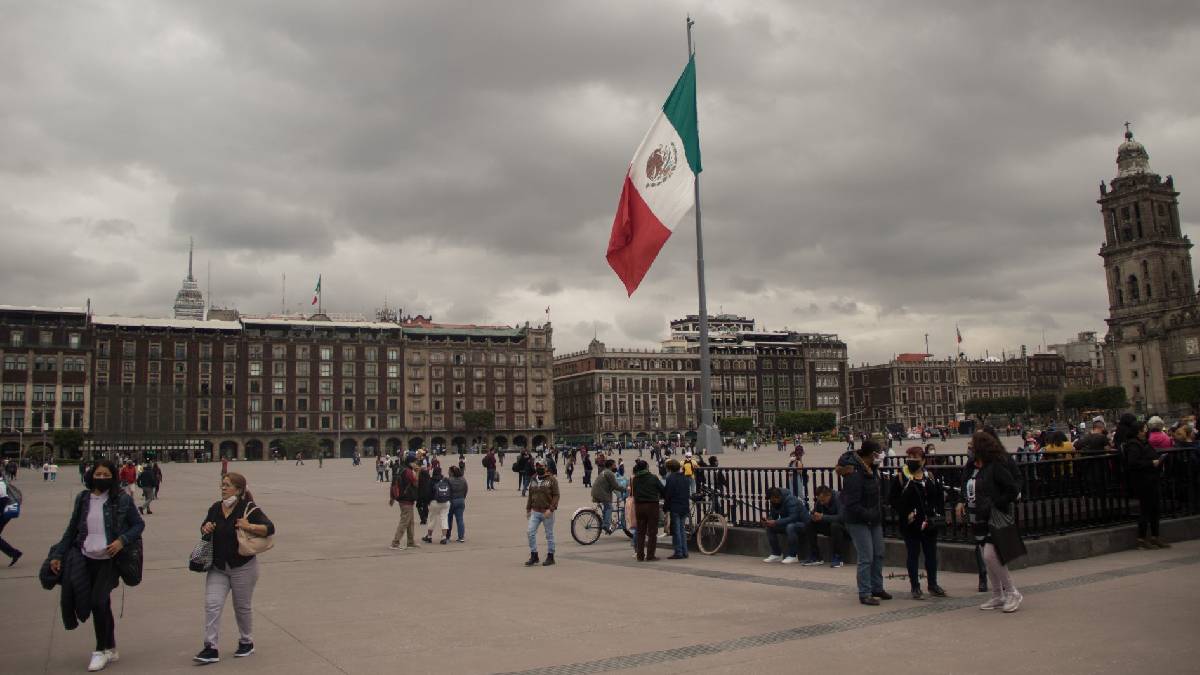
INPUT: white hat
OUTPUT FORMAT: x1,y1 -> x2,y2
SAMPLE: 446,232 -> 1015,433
684,451 -> 693,458
1092,415 -> 1105,424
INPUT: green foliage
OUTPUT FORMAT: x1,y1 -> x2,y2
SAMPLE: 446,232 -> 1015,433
280,433 -> 319,458
1167,376 -> 1200,405
1092,386 -> 1129,411
463,410 -> 495,432
775,410 -> 837,434
1060,386 -> 1129,413
52,429 -> 84,458
965,396 -> 1029,418
1062,389 -> 1092,412
718,416 -> 753,435
1029,393 -> 1058,415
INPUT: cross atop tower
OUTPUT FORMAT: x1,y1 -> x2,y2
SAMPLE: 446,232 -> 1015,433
1123,121 -> 1133,138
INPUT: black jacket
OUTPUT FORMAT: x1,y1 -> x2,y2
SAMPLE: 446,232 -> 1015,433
890,471 -> 946,536
842,456 -> 882,525
416,468 -> 433,505
1122,438 -> 1160,489
971,461 -> 1021,523
51,490 -> 145,630
202,498 -> 275,570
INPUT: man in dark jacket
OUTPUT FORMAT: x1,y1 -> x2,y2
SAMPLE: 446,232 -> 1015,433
630,460 -> 665,561
1073,420 -> 1111,455
842,442 -> 890,605
762,486 -> 809,563
663,460 -> 691,559
803,485 -> 846,567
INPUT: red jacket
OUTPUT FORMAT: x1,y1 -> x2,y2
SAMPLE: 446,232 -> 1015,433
119,465 -> 137,485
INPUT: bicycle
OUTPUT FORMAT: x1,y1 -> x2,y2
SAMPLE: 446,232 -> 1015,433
687,485 -> 732,555
571,493 -> 633,545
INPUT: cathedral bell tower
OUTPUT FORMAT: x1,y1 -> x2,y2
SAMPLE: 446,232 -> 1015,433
1099,125 -> 1198,412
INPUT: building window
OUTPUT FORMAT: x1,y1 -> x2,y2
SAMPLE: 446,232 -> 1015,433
9,330 -> 24,347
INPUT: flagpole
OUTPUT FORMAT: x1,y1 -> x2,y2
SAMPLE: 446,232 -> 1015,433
687,16 -> 720,455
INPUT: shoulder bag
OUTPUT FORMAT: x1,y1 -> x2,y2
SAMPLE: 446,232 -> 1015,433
237,503 -> 274,556
189,535 -> 213,573
988,505 -> 1027,565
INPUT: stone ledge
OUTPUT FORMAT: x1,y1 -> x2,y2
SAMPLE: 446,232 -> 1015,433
717,515 -> 1200,573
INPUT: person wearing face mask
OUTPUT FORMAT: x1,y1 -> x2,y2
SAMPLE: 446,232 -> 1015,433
49,459 -> 145,672
194,472 -> 275,664
890,447 -> 947,599
524,459 -> 560,566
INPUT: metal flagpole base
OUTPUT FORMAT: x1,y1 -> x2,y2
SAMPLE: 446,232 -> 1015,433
697,424 -> 724,455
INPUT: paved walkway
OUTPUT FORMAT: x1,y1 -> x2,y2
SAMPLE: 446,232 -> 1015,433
0,455 -> 1195,674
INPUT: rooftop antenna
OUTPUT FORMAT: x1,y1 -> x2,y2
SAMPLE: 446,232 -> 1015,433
206,259 -> 212,312
282,273 -> 287,315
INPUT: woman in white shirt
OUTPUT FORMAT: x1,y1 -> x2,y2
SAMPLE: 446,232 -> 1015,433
49,459 -> 145,672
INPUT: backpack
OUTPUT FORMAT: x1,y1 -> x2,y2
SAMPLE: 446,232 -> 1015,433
434,480 -> 452,503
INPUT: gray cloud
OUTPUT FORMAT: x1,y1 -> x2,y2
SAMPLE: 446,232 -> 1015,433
1,1 -> 1197,363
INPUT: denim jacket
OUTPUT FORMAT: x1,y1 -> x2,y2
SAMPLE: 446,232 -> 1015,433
52,489 -> 145,560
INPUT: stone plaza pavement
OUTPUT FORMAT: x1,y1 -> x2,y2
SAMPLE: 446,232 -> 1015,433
1,450 -> 1197,674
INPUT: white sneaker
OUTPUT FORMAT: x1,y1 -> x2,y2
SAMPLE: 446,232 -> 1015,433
781,556 -> 800,564
104,649 -> 119,663
1002,591 -> 1023,613
763,555 -> 783,563
979,595 -> 1005,610
87,651 -> 109,672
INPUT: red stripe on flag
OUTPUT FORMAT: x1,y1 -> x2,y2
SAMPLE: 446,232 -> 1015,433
606,174 -> 673,296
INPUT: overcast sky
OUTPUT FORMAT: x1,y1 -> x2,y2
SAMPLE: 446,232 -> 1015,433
2,1 -> 1198,364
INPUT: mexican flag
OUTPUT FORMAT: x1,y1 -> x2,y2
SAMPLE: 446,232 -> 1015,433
607,56 -> 702,296
312,275 -> 321,306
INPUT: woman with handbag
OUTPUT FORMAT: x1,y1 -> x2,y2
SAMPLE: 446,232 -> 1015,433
966,431 -> 1024,613
194,472 -> 275,664
48,459 -> 145,672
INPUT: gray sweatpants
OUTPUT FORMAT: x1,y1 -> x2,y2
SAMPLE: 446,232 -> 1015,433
204,557 -> 259,649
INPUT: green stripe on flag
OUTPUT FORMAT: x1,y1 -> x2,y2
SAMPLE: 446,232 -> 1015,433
661,56 -> 701,175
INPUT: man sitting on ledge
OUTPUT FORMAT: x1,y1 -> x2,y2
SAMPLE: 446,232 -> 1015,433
803,485 -> 846,568
762,486 -> 810,564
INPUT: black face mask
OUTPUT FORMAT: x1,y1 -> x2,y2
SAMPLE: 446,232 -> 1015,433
92,477 -> 114,492
905,460 -> 923,473
536,469 -> 546,477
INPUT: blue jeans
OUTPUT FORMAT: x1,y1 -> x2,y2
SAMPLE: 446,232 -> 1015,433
846,523 -> 885,598
520,474 -> 530,495
767,522 -> 803,558
528,510 -> 555,554
598,501 -> 614,531
670,511 -> 688,556
449,498 -> 466,540
485,469 -> 495,490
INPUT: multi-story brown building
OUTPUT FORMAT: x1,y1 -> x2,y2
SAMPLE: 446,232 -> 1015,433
0,306 -> 92,458
849,355 -> 959,432
3,304 -> 553,461
554,316 -> 849,445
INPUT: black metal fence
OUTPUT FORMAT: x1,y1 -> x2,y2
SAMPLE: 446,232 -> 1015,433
696,447 -> 1200,544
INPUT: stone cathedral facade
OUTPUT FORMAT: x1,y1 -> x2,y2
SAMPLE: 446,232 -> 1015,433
1100,127 -> 1200,413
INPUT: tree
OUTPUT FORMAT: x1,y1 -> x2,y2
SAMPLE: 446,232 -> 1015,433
964,398 -> 993,418
775,410 -> 837,434
1167,375 -> 1200,415
718,416 -> 753,435
463,410 -> 495,435
1092,386 -> 1129,413
1029,393 -> 1057,416
280,433 -> 319,459
52,429 -> 84,459
1062,389 -> 1092,413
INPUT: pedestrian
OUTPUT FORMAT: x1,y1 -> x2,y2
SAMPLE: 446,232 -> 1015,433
565,452 -> 576,483
524,459 -> 559,566
581,452 -> 593,487
843,440 -> 889,605
424,467 -> 450,544
802,485 -> 846,567
416,462 -> 433,526
663,459 -> 690,559
294,452 -> 304,466
194,472 -> 275,664
761,485 -> 809,564
1123,419 -> 1169,549
591,460 -> 623,534
0,473 -> 22,566
959,431 -> 1024,613
136,461 -> 159,515
221,456 -> 229,476
630,459 -> 664,562
43,461 -> 51,481
50,461 -> 59,482
388,458 -> 419,550
681,451 -> 699,495
318,452 -> 324,468
376,456 -> 386,482
890,447 -> 947,599
482,449 -> 497,490
49,459 -> 145,672
118,461 -> 137,498
446,465 -> 468,543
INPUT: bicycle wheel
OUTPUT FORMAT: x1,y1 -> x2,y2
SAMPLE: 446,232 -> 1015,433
695,513 -> 729,555
571,509 -> 603,545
